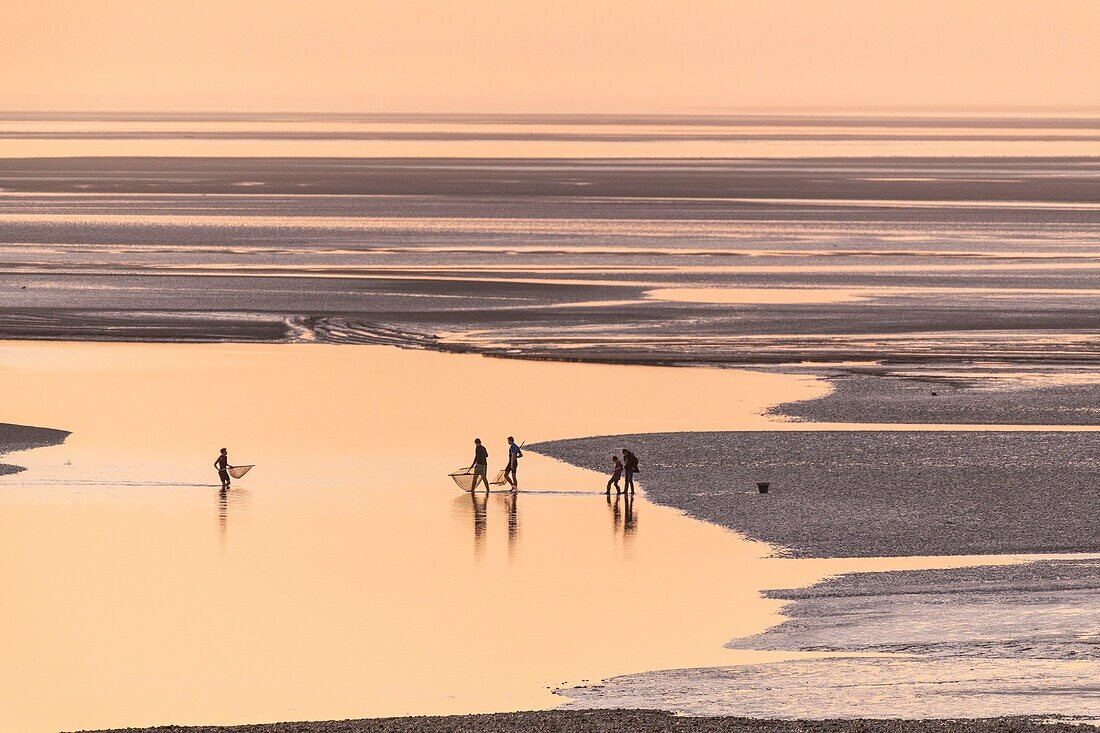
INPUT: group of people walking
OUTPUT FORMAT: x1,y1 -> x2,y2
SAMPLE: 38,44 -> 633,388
466,438 -> 640,495
468,436 -> 524,491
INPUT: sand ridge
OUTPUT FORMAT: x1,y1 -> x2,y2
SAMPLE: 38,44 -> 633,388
0,421 -> 70,474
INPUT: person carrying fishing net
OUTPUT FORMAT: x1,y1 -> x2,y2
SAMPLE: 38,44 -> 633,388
503,436 -> 523,491
213,448 -> 254,489
214,448 -> 232,489
468,438 -> 491,492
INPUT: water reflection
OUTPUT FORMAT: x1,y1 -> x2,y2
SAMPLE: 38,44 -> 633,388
470,492 -> 488,557
499,492 -> 520,557
607,492 -> 638,551
218,487 -> 228,543
216,486 -> 250,547
454,489 -> 639,558
455,491 -> 500,559
624,494 -> 637,538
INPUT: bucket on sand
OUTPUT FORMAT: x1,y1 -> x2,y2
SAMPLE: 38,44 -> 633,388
757,482 -> 770,494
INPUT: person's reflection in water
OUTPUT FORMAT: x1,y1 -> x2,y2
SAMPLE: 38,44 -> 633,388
218,487 -> 229,543
622,492 -> 637,538
470,491 -> 488,557
606,492 -> 638,546
500,491 -> 520,557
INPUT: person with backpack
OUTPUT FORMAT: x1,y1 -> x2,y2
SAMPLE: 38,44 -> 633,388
621,448 -> 639,494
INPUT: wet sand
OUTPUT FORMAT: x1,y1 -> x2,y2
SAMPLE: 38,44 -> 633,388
2,155 -> 1099,375
529,430 -> 1100,558
559,560 -> 1100,718
739,559 -> 1100,659
0,421 -> 69,474
561,656 -> 1100,719
74,709 -> 1099,733
3,122 -> 1097,372
11,155 -> 1100,198
772,370 -> 1100,426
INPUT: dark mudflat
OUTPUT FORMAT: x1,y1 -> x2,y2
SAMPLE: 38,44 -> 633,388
530,430 -> 1100,558
773,371 -> 1100,426
0,421 -> 70,475
73,709 -> 1098,733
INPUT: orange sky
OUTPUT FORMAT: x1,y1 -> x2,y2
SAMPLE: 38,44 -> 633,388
4,0 -> 1100,113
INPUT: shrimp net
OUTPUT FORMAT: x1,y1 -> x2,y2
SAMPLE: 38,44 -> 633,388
449,468 -> 477,491
227,465 -> 254,479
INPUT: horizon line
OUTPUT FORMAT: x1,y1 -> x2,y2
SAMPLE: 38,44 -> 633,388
7,107 -> 1100,122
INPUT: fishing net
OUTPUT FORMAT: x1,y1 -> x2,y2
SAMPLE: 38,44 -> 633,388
449,468 -> 477,491
490,469 -> 508,486
227,465 -> 254,479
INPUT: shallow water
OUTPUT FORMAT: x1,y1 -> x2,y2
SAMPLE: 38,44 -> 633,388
558,560 -> 1100,718
1,340 -> 841,732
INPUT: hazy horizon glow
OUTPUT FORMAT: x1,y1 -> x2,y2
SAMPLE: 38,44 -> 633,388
5,0 -> 1100,114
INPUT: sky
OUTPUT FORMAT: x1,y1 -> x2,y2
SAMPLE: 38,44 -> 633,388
4,0 -> 1100,114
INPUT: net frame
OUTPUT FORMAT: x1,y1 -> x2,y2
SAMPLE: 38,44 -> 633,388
449,467 -> 477,491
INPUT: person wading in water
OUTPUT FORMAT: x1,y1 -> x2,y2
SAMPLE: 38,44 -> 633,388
606,454 -> 623,495
214,448 -> 231,489
469,438 -> 490,492
503,436 -> 523,491
621,448 -> 639,495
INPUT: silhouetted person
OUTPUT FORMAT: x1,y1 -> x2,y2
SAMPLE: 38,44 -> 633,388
621,448 -> 639,494
469,438 -> 490,492
214,448 -> 231,489
503,436 -> 522,491
606,455 -> 623,495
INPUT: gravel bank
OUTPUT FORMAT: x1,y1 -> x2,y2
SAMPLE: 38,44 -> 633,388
0,421 -> 70,474
75,709 -> 1098,733
529,430 -> 1100,558
772,373 -> 1100,426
